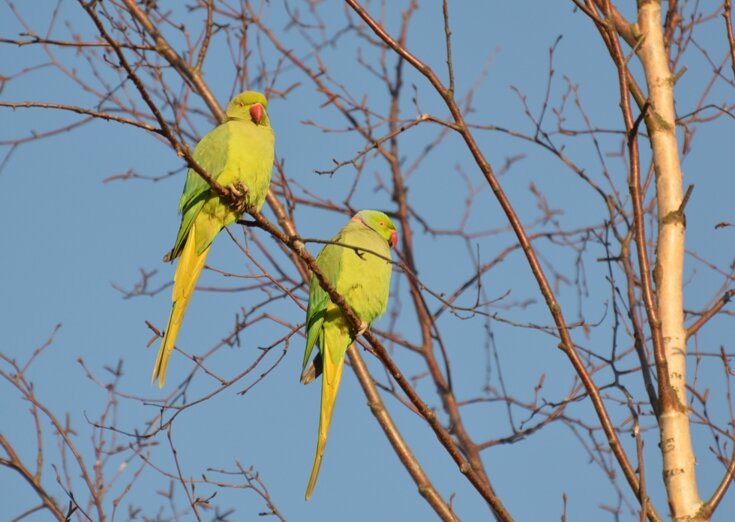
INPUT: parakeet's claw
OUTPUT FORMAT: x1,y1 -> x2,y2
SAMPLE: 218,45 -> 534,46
356,320 -> 368,337
229,181 -> 249,198
226,181 -> 250,214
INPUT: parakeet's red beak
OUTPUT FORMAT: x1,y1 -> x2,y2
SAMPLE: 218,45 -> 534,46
390,230 -> 398,248
249,103 -> 264,125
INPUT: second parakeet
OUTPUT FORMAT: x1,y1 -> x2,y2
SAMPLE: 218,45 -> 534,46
152,91 -> 275,388
301,210 -> 398,499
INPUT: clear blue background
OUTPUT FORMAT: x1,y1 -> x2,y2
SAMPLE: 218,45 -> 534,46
2,1 -> 734,520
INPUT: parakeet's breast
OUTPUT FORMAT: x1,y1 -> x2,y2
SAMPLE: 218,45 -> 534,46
218,119 -> 275,211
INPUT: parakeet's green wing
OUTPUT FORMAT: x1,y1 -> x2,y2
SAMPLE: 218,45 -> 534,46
180,124 -> 231,210
303,232 -> 344,371
169,124 -> 231,258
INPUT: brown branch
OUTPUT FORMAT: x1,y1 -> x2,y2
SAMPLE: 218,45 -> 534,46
121,1 -> 310,283
442,0 -> 455,96
167,427 -> 203,522
232,461 -> 288,522
194,0 -> 214,72
385,1 -> 491,493
79,0 -> 236,207
344,2 -> 655,519
120,0 -> 223,121
0,119 -> 91,147
0,101 -> 162,134
724,0 -> 735,80
591,0 -> 637,46
577,0 -> 649,110
705,441 -> 735,517
315,113 -> 431,175
0,435 -> 66,521
348,346 -> 458,522
0,34 -> 154,50
1,360 -> 104,519
619,232 -> 660,413
686,289 -> 735,338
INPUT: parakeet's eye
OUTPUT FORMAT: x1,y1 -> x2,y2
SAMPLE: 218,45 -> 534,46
379,221 -> 385,227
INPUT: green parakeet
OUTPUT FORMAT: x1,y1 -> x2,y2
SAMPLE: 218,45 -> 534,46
152,91 -> 275,388
301,210 -> 398,499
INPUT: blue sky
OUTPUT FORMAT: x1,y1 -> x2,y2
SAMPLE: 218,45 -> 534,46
2,1 -> 735,520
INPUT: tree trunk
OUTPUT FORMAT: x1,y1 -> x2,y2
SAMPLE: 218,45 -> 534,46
637,1 -> 703,519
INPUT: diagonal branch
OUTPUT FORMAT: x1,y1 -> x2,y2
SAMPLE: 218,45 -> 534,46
0,435 -> 66,521
343,2 -> 657,520
348,346 -> 458,522
686,289 -> 735,338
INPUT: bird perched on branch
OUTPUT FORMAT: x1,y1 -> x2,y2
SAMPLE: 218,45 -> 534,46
301,210 -> 398,499
152,91 -> 275,388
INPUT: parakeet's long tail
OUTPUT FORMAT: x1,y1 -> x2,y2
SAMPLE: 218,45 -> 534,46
305,346 -> 345,500
152,222 -> 211,388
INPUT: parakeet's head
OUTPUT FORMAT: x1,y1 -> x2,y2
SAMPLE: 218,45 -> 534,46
226,91 -> 270,127
354,210 -> 398,248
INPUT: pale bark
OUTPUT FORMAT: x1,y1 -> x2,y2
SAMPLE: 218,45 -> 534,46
636,1 -> 702,519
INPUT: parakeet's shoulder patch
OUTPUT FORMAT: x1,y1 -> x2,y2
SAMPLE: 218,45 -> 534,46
178,122 -> 232,213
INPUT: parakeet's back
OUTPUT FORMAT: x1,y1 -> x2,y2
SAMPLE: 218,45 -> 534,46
333,221 -> 392,323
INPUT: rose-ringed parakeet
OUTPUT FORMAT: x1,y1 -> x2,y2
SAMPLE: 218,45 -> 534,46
301,210 -> 398,499
152,91 -> 275,388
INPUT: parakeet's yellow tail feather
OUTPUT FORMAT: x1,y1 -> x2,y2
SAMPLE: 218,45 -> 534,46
152,222 -> 211,388
305,347 -> 345,500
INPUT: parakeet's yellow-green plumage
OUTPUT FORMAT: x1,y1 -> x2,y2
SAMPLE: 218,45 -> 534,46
302,210 -> 398,499
152,91 -> 274,388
